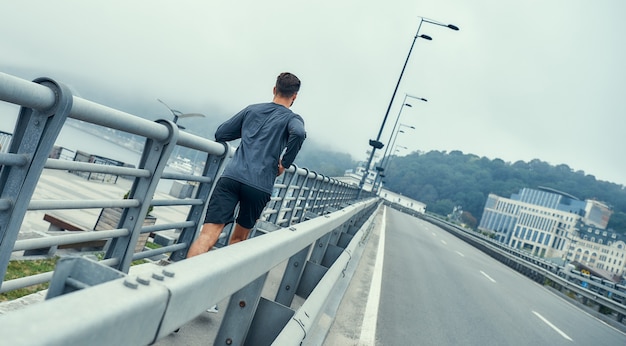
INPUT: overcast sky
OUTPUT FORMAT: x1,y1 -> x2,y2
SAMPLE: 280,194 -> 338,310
1,0 -> 624,185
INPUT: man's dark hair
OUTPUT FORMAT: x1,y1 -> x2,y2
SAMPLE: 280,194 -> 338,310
276,72 -> 300,97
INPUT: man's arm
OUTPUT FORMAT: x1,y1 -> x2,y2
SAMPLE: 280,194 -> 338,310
280,116 -> 306,169
215,109 -> 246,142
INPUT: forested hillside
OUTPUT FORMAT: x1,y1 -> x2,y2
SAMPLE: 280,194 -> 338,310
382,150 -> 626,234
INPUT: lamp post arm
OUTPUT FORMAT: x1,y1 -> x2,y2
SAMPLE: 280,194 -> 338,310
421,17 -> 460,30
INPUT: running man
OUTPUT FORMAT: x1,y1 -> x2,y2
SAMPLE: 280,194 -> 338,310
187,72 -> 306,258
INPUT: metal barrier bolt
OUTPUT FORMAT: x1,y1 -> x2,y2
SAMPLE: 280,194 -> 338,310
163,269 -> 175,278
162,269 -> 174,278
137,275 -> 151,286
124,278 -> 139,289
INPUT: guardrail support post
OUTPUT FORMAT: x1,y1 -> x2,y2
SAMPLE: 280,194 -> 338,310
214,273 -> 269,346
295,210 -> 363,299
46,256 -> 125,299
275,213 -> 317,307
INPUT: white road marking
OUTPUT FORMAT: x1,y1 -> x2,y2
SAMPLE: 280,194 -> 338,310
480,270 -> 497,283
441,240 -> 447,245
455,251 -> 465,257
432,232 -> 436,236
532,311 -> 573,341
359,206 -> 386,345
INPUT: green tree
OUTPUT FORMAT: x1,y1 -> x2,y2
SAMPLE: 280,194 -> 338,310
382,150 -> 626,233
461,211 -> 478,229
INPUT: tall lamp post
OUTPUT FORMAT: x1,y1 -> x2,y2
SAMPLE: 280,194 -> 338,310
357,16 -> 458,197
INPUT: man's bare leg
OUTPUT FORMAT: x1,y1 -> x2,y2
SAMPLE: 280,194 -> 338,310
187,223 -> 225,258
229,223 -> 251,244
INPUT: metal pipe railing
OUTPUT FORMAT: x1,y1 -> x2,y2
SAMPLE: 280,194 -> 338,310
1,71 -> 371,295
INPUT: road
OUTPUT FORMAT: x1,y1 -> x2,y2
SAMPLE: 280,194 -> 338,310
372,207 -> 626,345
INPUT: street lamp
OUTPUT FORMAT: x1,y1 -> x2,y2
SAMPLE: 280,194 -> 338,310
157,98 -> 206,129
374,123 -> 413,193
386,123 -> 415,167
377,124 -> 413,183
357,16 -> 459,197
371,93 -> 423,195
379,93 -> 426,170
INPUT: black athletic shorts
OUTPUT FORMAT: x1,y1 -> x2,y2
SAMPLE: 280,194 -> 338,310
204,177 -> 271,229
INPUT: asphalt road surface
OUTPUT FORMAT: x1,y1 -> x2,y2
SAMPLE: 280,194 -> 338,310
374,207 -> 626,345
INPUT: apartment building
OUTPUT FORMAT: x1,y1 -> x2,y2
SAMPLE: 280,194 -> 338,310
569,221 -> 626,279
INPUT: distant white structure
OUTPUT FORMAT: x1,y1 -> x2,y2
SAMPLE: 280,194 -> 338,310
335,167 -> 426,214
336,167 -> 376,192
378,189 -> 426,214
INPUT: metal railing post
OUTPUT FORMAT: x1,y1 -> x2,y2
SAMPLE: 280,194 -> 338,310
297,171 -> 319,222
104,119 -> 178,272
266,166 -> 298,226
0,77 -> 72,286
307,173 -> 325,215
170,143 -> 230,262
282,166 -> 308,225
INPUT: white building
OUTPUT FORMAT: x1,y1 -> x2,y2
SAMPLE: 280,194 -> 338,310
378,189 -> 426,214
336,168 -> 426,214
336,167 -> 377,192
507,203 -> 578,259
569,222 -> 626,280
478,187 -> 626,281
